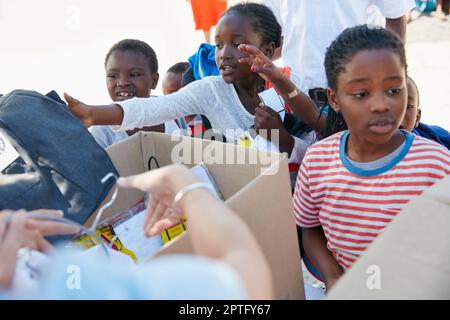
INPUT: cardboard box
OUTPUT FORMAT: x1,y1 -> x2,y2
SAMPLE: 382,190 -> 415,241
85,132 -> 304,300
327,175 -> 450,300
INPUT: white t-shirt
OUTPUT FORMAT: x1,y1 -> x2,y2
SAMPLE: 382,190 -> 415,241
261,0 -> 415,92
90,120 -> 180,149
115,76 -> 315,164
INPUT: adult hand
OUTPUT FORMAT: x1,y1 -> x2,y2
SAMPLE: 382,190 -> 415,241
117,165 -> 198,237
1,210 -> 79,252
64,93 -> 95,128
238,44 -> 284,84
0,210 -> 79,289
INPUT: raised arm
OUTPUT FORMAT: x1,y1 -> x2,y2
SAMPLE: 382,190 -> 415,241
238,44 -> 326,133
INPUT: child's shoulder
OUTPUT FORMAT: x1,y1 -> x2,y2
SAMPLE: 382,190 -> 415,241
302,131 -> 344,161
409,133 -> 450,160
307,131 -> 344,150
411,133 -> 450,150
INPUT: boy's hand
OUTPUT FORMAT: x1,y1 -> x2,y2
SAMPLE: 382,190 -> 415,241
64,93 -> 95,128
238,44 -> 284,84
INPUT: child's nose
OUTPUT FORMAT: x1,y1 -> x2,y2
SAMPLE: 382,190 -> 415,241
117,76 -> 131,87
370,93 -> 390,112
219,45 -> 233,61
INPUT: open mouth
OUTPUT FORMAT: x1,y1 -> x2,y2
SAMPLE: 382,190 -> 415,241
219,64 -> 236,75
115,91 -> 135,100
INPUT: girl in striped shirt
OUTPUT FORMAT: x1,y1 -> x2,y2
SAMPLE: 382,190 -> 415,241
293,25 -> 450,296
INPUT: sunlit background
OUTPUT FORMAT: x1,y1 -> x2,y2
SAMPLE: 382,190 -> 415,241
0,0 -> 449,129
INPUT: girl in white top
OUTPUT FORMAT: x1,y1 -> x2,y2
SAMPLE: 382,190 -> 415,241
66,3 -> 323,163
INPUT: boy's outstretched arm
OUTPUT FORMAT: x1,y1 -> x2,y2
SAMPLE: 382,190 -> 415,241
302,226 -> 344,291
64,93 -> 124,128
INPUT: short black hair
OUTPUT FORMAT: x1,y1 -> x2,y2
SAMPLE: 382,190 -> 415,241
407,76 -> 420,107
223,2 -> 282,48
105,39 -> 158,74
324,25 -> 407,136
167,62 -> 190,75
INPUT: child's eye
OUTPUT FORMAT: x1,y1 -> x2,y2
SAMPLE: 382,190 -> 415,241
387,88 -> 403,95
215,44 -> 223,49
130,73 -> 141,77
406,104 -> 414,110
107,74 -> 117,79
233,43 -> 241,48
353,92 -> 368,98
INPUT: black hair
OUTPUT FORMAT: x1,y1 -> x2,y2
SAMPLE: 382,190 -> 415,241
105,39 -> 158,74
167,62 -> 190,75
323,25 -> 407,137
222,2 -> 282,48
407,76 -> 420,107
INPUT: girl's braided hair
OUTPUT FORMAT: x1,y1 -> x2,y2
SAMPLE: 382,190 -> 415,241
323,25 -> 407,137
223,2 -> 282,48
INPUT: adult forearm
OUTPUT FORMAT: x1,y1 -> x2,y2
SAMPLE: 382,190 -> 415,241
179,187 -> 272,299
180,189 -> 260,261
386,16 -> 407,42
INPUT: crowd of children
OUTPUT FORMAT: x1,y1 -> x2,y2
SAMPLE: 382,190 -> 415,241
1,2 -> 450,300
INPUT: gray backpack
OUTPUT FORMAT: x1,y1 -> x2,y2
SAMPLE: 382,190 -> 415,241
0,90 -> 118,227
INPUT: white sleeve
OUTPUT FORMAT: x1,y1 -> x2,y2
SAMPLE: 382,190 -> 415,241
374,0 -> 415,18
115,79 -> 210,131
288,131 -> 318,164
90,126 -> 114,149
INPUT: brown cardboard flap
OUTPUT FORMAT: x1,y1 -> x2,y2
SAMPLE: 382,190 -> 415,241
225,156 -> 304,300
423,174 -> 450,204
327,195 -> 450,300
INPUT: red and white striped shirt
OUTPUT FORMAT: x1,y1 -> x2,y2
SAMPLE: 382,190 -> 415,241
293,131 -> 450,269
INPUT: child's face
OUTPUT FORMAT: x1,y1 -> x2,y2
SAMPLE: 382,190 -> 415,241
399,79 -> 421,132
214,13 -> 272,84
328,49 -> 407,145
162,72 -> 183,95
105,50 -> 159,101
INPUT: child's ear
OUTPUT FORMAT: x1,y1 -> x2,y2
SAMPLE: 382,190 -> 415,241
262,42 -> 276,60
327,88 -> 340,113
151,73 -> 160,89
415,108 -> 422,128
